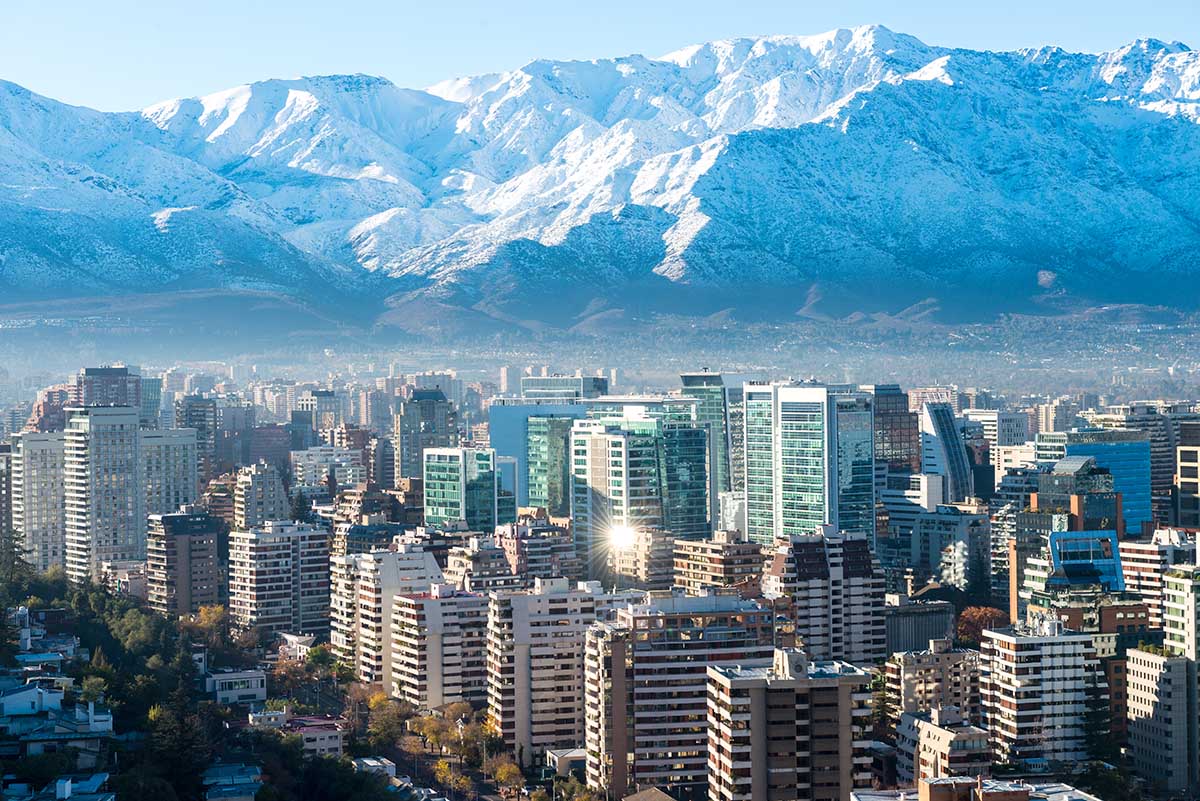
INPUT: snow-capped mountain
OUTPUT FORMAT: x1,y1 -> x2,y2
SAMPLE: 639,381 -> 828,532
3,25 -> 1200,333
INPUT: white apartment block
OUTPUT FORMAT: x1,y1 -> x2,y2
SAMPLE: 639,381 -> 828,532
141,427 -> 198,516
228,521 -> 330,638
980,617 -> 1103,766
1126,647 -> 1196,794
329,543 -> 444,683
64,406 -> 144,583
235,461 -> 289,531
895,705 -> 990,785
885,638 -> 980,725
10,431 -> 67,571
487,578 -> 641,767
390,584 -> 488,709
762,527 -> 887,664
962,410 -> 1028,450
290,445 -> 366,490
1120,529 -> 1196,628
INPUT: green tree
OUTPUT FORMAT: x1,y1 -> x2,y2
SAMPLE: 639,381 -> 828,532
0,525 -> 31,603
290,492 -> 311,523
494,761 -> 524,796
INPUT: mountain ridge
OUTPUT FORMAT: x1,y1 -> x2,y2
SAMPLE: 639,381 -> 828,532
2,25 -> 1200,336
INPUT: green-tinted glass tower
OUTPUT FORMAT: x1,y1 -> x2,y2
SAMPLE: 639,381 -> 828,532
526,415 -> 575,517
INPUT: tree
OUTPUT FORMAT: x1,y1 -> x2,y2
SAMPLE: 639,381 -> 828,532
80,675 -> 108,703
494,761 -> 524,797
366,693 -> 411,750
305,644 -> 336,675
0,525 -> 31,603
956,606 -> 1009,648
290,492 -> 311,523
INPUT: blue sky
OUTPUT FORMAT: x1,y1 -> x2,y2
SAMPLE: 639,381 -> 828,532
3,0 -> 1198,110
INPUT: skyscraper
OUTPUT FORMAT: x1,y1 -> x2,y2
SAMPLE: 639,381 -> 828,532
175,395 -> 218,484
1035,428 -> 1151,535
393,389 -> 459,479
742,383 -> 875,545
920,402 -> 974,503
525,415 -> 575,516
146,507 -> 221,618
681,371 -> 732,494
141,428 -> 199,516
234,461 -> 289,531
9,431 -> 66,571
862,384 -> 920,474
64,406 -> 144,583
228,520 -> 330,638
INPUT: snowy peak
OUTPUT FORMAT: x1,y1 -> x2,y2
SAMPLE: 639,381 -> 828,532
3,26 -> 1200,334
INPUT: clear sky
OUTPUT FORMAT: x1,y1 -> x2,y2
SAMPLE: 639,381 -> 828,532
3,0 -> 1199,111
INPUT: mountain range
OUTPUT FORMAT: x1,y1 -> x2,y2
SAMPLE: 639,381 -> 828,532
3,25 -> 1200,337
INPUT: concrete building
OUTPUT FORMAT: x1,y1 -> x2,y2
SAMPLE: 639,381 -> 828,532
763,528 -> 887,664
146,507 -> 221,617
584,593 -> 775,799
329,545 -> 445,683
175,395 -> 218,483
291,445 -> 367,493
235,462 -> 289,531
389,584 -> 489,709
673,530 -> 765,597
884,599 -> 956,655
1126,646 -> 1195,794
962,410 -> 1028,452
394,389 -> 459,479
706,648 -> 872,801
486,578 -> 641,767
1034,428 -> 1151,535
495,516 -> 583,583
228,521 -> 330,638
852,778 -> 1103,801
911,502 -> 990,592
1119,529 -> 1196,628
141,427 -> 198,515
424,447 -> 511,530
895,706 -> 990,784
885,639 -> 980,726
9,431 -> 66,571
0,445 -> 10,545
445,537 -> 523,593
64,406 -> 144,583
979,617 -> 1103,766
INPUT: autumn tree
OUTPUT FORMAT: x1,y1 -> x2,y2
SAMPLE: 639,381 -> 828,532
956,606 -> 1009,648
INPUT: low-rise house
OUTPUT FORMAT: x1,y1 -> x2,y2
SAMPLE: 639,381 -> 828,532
282,715 -> 348,756
205,669 -> 268,705
202,763 -> 264,801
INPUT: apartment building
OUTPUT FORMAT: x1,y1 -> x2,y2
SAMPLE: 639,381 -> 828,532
885,639 -> 980,725
672,530 -> 765,597
389,584 -> 488,709
235,461 -> 289,530
979,617 -> 1103,765
146,507 -> 221,617
1119,529 -> 1195,627
486,578 -> 641,767
9,431 -> 67,571
584,593 -> 775,799
895,706 -> 990,785
707,648 -> 872,801
329,542 -> 445,682
228,521 -> 330,638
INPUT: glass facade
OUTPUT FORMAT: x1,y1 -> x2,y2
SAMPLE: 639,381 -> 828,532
1037,430 -> 1152,535
681,372 -> 731,494
526,416 -> 575,516
423,448 -> 499,530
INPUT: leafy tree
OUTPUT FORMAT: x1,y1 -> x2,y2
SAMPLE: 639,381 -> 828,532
111,766 -> 180,801
80,675 -> 108,702
366,692 -> 411,750
290,492 -> 311,523
956,606 -> 1009,648
494,760 -> 524,796
0,525 -> 31,602
12,752 -> 76,787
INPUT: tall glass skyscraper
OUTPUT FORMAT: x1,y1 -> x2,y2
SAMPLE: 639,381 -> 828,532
681,371 -> 731,494
526,415 -> 575,516
742,383 -> 876,546
423,447 -> 506,530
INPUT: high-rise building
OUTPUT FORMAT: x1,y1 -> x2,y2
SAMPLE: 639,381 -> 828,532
920,402 -> 974,503
234,462 -> 289,531
1175,421 -> 1200,527
862,384 -> 920,474
525,415 -> 575,516
486,578 -> 641,767
390,583 -> 488,708
681,371 -> 732,494
394,389 -> 459,479
296,389 -> 342,431
571,408 -> 712,583
1119,528 -> 1196,627
979,616 -> 1103,765
9,431 -> 66,571
140,428 -> 199,516
330,545 -> 445,683
762,527 -> 887,664
63,406 -> 144,583
146,507 -> 221,618
175,395 -> 218,483
742,383 -> 875,546
911,501 -> 990,592
706,648 -> 872,801
962,409 -> 1028,451
71,365 -> 142,409
672,530 -> 765,596
585,594 -> 775,799
0,445 -> 10,542
424,447 -> 510,530
1034,428 -> 1151,535
885,638 -> 980,726
228,521 -> 330,638
290,445 -> 367,494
